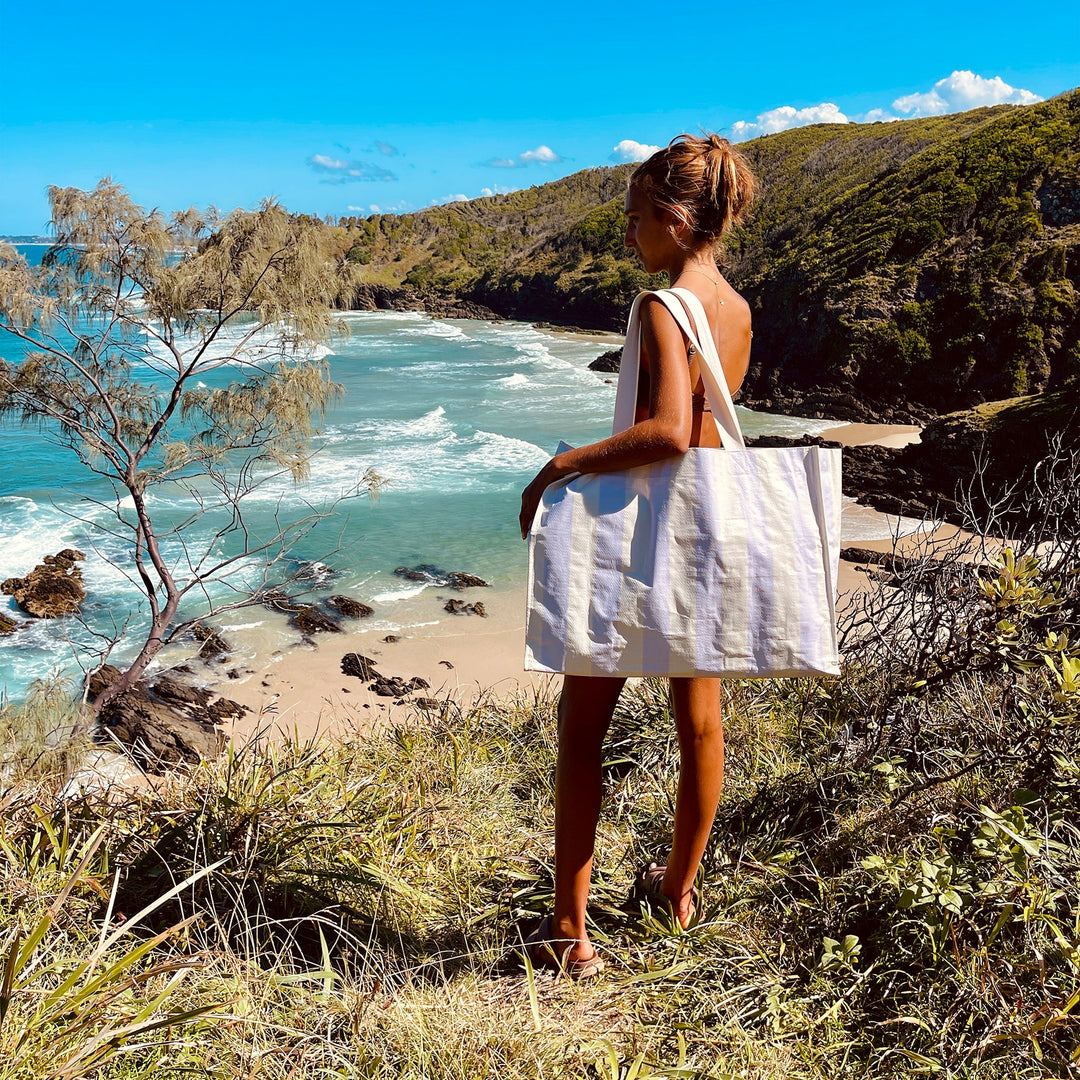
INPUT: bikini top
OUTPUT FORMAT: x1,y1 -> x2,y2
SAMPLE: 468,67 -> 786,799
686,343 -> 711,413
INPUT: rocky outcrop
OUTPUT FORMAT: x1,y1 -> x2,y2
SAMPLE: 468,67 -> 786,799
446,572 -> 488,590
444,599 -> 487,616
754,389 -> 1080,530
341,653 -> 380,680
191,622 -> 230,659
0,613 -> 17,634
588,348 -> 622,373
2,549 -> 87,618
328,595 -> 374,618
91,664 -> 246,769
259,590 -> 345,634
739,388 -> 927,426
394,565 -> 489,590
340,652 -> 434,703
347,283 -> 499,321
290,606 -> 343,635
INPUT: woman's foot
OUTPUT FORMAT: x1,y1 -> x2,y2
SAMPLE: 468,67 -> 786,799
635,862 -> 699,929
522,915 -> 605,979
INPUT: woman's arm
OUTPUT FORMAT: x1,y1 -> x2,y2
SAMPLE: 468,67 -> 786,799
520,296 -> 692,537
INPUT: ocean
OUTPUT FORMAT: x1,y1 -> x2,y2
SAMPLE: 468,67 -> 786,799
0,243 -> 918,702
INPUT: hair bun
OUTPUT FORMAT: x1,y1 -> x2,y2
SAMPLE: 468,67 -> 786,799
630,133 -> 755,243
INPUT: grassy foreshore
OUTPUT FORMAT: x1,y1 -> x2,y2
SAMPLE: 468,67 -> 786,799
4,422 -> 1078,1078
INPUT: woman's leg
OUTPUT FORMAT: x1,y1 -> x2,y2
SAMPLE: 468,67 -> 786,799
550,673 -> 626,960
661,677 -> 725,927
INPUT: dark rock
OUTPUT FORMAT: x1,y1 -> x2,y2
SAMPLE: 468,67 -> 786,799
394,564 -> 442,583
0,613 -> 17,634
260,589 -> 304,613
745,434 -> 843,450
327,594 -> 374,619
739,388 -> 926,426
395,565 -> 489,590
588,348 -> 622,373
382,634 -> 400,643
342,653 -> 380,680
290,606 -> 343,634
191,622 -> 230,659
444,599 -> 487,616
446,572 -> 489,590
90,664 -> 246,769
226,668 -> 242,680
408,676 -> 430,690
371,676 -> 410,697
291,560 -> 338,588
2,549 -> 87,619
50,549 -> 87,565
346,283 -> 499,321
439,660 -> 454,669
413,696 -> 448,711
839,546 -> 922,574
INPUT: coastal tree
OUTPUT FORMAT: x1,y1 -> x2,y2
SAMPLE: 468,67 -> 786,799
0,179 -> 365,713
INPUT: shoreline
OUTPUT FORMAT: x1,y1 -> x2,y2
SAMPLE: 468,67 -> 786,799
210,418 -> 929,745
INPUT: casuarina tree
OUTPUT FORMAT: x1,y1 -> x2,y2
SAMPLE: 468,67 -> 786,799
0,179 -> 366,712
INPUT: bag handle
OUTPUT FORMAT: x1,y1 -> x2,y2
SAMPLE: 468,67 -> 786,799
611,288 -> 747,450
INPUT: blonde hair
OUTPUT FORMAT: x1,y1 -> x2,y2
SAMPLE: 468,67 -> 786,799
629,133 -> 755,243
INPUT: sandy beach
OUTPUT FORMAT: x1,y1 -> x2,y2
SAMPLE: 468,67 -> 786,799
219,582 -> 554,744
208,419 -> 932,745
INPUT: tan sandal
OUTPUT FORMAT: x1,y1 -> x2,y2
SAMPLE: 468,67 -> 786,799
635,862 -> 700,926
522,915 -> 605,980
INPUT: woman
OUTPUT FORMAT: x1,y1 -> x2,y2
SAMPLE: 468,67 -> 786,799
518,134 -> 756,978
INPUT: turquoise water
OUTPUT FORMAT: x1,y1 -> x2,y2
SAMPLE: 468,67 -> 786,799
0,244 -> 891,701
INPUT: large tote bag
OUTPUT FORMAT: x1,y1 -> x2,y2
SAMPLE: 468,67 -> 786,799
525,288 -> 842,679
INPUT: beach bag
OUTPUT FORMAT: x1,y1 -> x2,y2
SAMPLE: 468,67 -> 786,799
525,287 -> 842,678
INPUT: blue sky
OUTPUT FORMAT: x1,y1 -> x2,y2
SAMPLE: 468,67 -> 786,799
2,0 -> 1078,233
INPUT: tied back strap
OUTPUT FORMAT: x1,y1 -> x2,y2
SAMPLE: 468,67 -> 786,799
612,289 -> 746,449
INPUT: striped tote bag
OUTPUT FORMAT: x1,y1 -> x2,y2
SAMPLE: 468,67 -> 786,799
525,288 -> 842,678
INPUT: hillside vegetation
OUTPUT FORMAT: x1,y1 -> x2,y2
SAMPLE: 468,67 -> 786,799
329,92 -> 1080,422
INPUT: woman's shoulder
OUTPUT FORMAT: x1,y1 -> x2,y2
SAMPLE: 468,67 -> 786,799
633,290 -> 682,328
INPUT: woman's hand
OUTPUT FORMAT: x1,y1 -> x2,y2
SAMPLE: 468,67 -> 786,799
520,460 -> 561,539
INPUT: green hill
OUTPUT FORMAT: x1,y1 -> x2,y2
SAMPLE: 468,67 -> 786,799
335,91 -> 1080,422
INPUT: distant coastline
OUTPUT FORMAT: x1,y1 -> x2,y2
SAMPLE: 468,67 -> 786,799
1,236 -> 53,244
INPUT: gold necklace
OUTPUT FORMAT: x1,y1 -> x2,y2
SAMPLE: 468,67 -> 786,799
680,267 -> 724,303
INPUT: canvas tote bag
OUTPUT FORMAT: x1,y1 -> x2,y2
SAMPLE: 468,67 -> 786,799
524,287 -> 842,678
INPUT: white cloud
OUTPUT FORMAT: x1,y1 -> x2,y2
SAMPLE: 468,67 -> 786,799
487,145 -> 564,168
310,153 -> 347,170
429,193 -> 470,205
729,72 -> 1043,139
610,139 -> 661,163
480,184 -> 518,197
373,140 -> 400,156
519,145 -> 561,164
892,70 -> 1042,117
365,201 -> 412,215
859,108 -> 900,124
731,102 -> 849,140
307,153 -> 396,183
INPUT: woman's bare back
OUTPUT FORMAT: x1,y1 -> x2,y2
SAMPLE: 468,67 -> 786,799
635,277 -> 752,448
